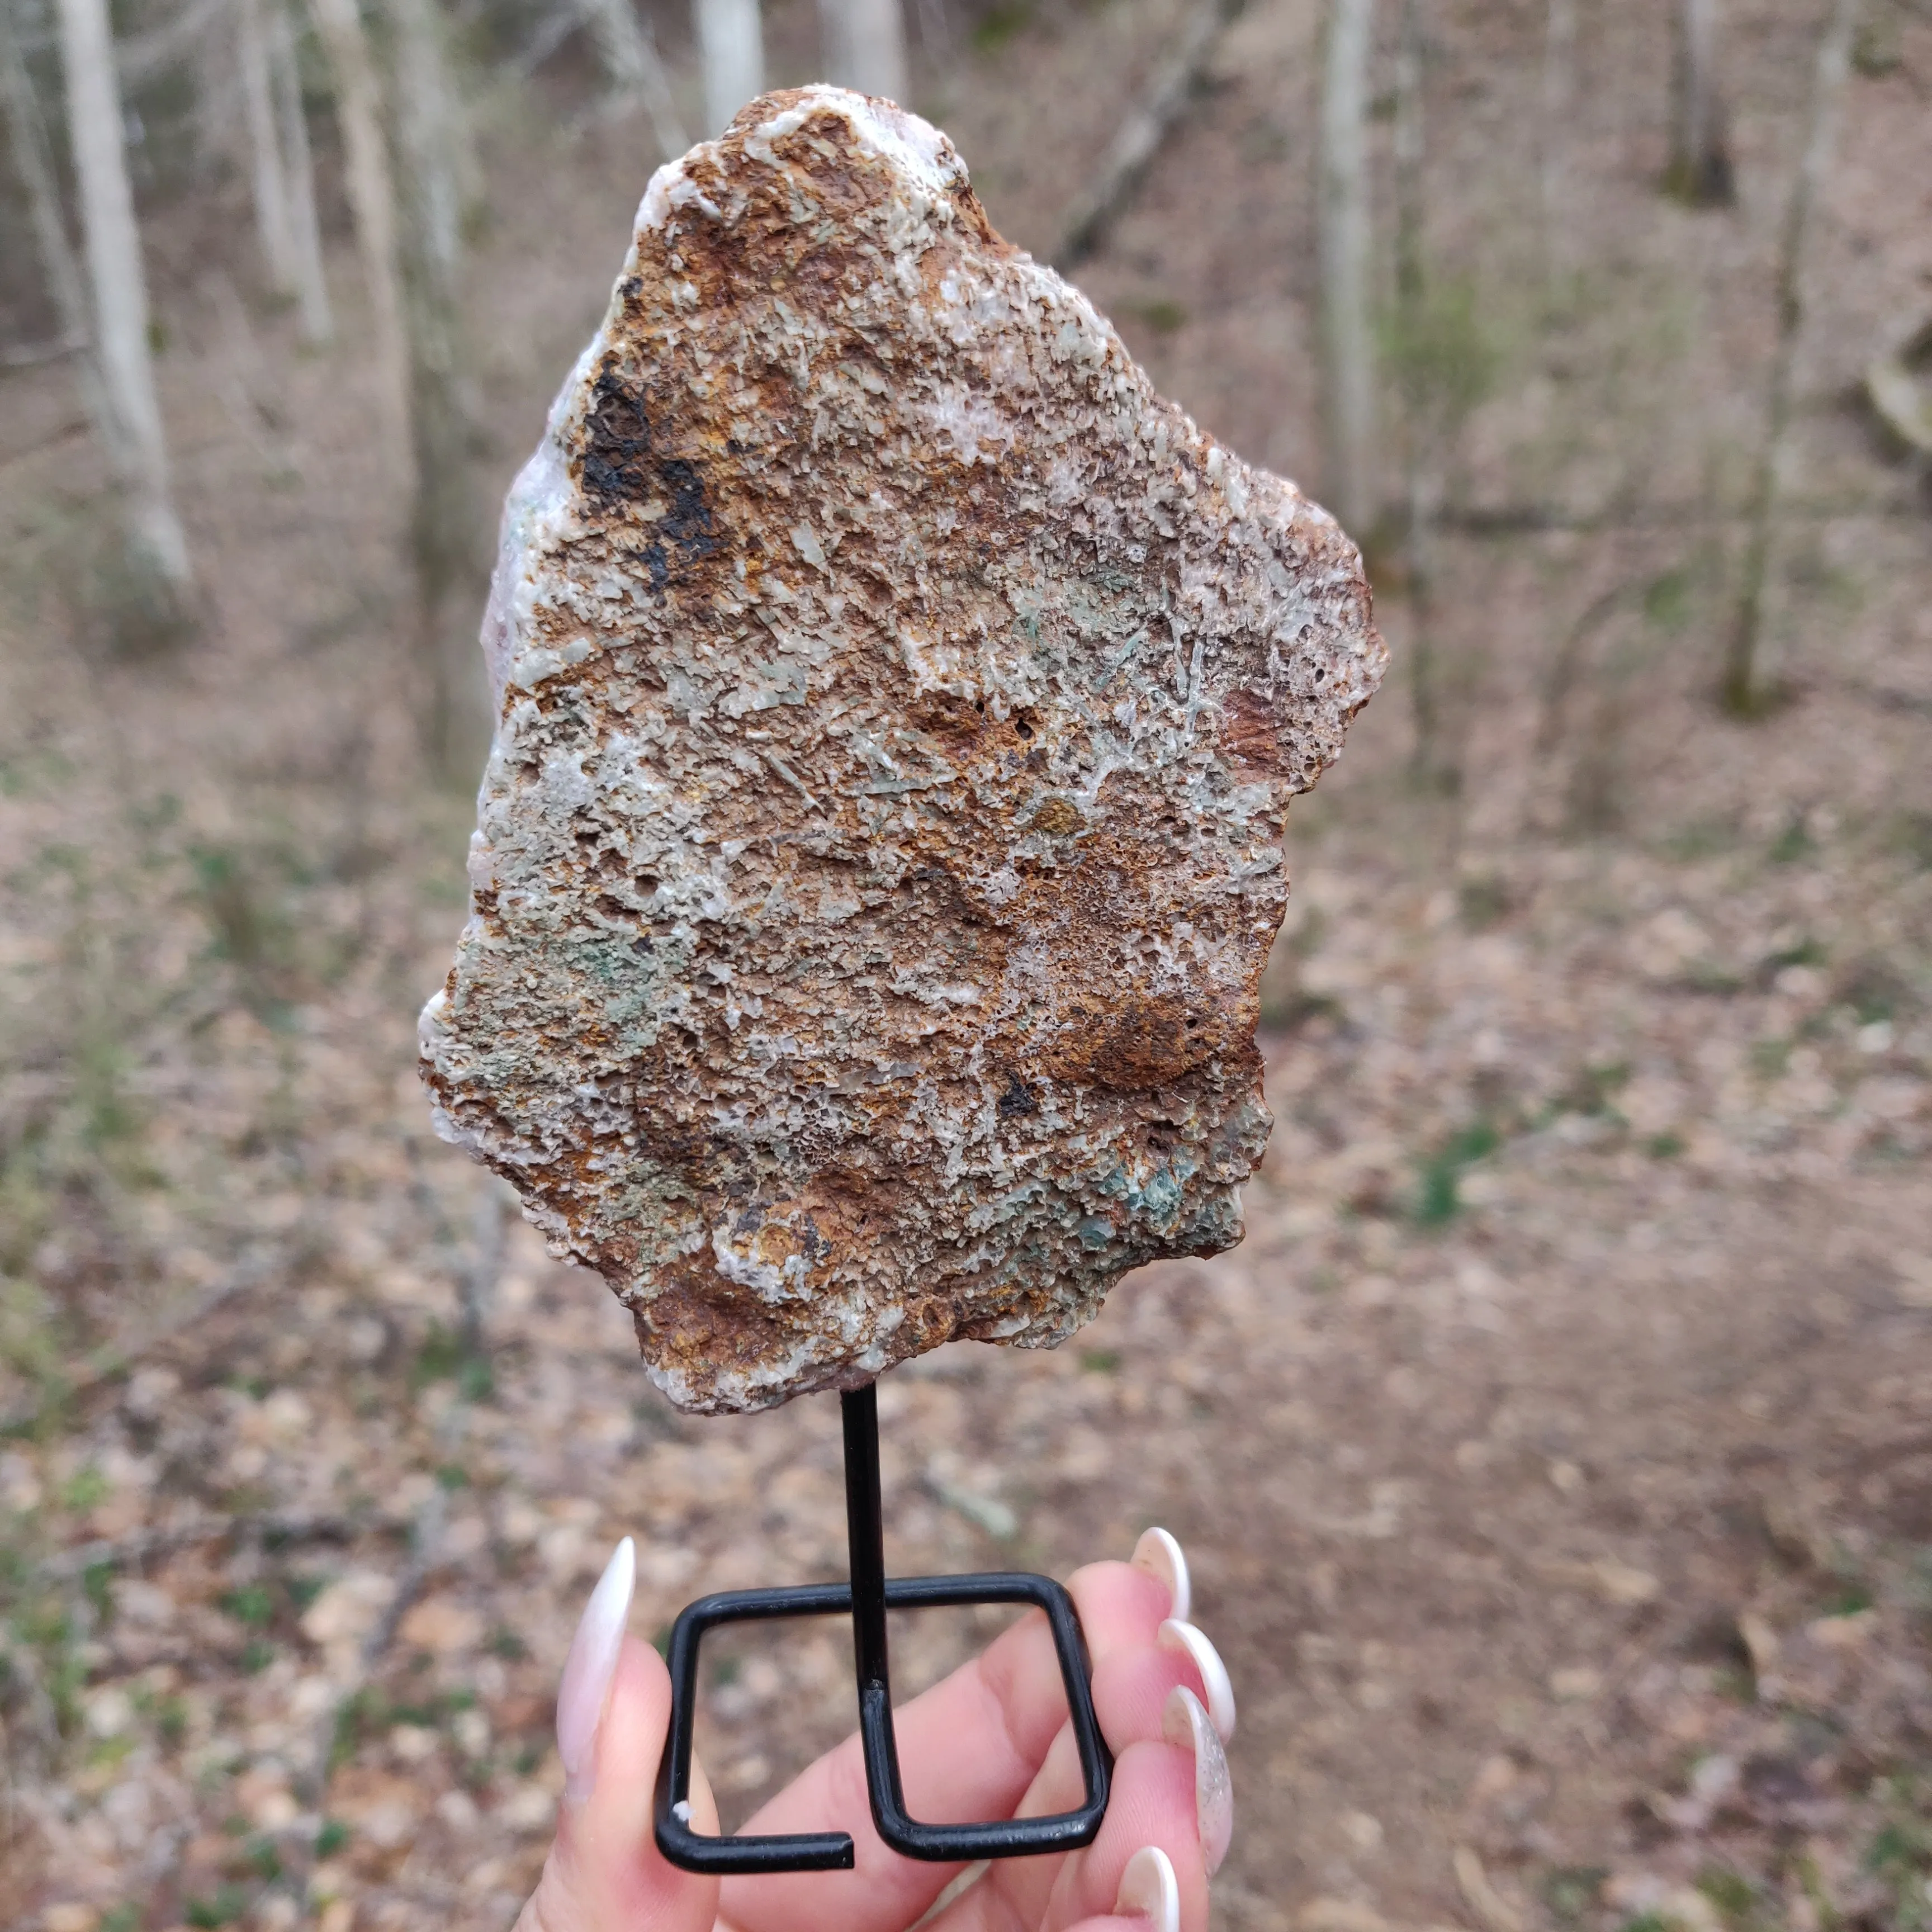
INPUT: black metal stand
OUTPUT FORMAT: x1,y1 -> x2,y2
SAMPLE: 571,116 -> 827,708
653,1381 -> 1114,1874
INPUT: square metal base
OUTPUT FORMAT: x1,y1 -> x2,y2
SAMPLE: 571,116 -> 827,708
652,1389 -> 1113,1874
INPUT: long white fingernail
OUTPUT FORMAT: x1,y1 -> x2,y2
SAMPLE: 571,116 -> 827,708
1163,1685 -> 1233,1876
1131,1527 -> 1191,1622
1158,1618 -> 1236,1741
1115,1844 -> 1181,1930
557,1537 -> 635,1805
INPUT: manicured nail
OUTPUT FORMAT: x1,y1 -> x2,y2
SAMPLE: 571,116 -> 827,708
1115,1843 -> 1181,1930
1112,1839 -> 1182,1932
1131,1527 -> 1191,1622
558,1537 -> 635,1804
1158,1618 -> 1236,1741
1163,1685 -> 1233,1875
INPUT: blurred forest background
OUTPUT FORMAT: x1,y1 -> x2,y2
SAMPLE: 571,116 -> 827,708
2,0 -> 1930,1925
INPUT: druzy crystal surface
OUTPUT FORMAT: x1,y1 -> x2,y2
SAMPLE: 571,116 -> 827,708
420,87 -> 1384,1412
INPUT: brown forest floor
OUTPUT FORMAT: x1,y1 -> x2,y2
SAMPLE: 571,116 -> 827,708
3,0 -> 1931,1928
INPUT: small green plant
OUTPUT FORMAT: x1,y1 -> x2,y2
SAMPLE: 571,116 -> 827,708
413,1323 -> 464,1388
1759,935 -> 1827,978
1457,872 -> 1510,930
62,1465 -> 108,1512
1542,1865 -> 1608,1923
1559,1062 -> 1631,1120
1769,813 -> 1814,865
1079,1349 -> 1121,1373
220,1584 -> 274,1628
1412,1120 -> 1500,1227
82,1559 -> 115,1623
1888,810 -> 1932,870
1381,273 -> 1503,435
183,1887 -> 248,1929
1642,566 -> 1697,631
971,0 -> 1030,49
314,1818 -> 351,1858
1124,297 -> 1189,335
1696,1864 -> 1759,1923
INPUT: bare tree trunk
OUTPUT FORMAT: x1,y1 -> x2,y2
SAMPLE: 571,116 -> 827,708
819,0 -> 906,101
1666,0 -> 1734,205
1540,0 -> 1574,293
1317,0 -> 1377,543
389,0 -> 489,771
55,0 -> 193,593
309,0 -> 411,481
271,0 -> 333,340
579,0 -> 686,158
1392,0 -> 1448,794
238,0 -> 300,299
694,0 -> 762,136
1,1 -> 94,361
1721,0 -> 1861,715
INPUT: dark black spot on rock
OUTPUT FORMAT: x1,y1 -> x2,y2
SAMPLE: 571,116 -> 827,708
998,1073 -> 1038,1119
581,364 -> 656,503
580,365 -> 723,587
657,458 -> 717,559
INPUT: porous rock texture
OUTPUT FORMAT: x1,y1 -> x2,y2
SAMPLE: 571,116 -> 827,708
420,87 -> 1384,1413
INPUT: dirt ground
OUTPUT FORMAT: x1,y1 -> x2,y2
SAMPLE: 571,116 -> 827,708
2,0 -> 1930,1927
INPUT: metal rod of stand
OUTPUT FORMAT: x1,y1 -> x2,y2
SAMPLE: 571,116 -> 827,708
841,1381 -> 917,1835
840,1383 -> 891,1699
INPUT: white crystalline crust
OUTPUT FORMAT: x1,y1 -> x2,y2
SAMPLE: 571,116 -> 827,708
423,88 -> 1384,1413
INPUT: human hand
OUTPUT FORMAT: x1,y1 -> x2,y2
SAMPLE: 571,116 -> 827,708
514,1526 -> 1236,1932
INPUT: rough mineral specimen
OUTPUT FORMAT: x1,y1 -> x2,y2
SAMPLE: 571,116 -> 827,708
420,87 -> 1385,1413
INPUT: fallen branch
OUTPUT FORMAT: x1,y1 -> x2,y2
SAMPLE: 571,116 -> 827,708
1865,312 -> 1932,455
277,1493 -> 446,1911
0,332 -> 86,370
1438,494 -> 1922,536
34,1508 -> 402,1583
0,1248 -> 281,1437
1055,0 -> 1245,268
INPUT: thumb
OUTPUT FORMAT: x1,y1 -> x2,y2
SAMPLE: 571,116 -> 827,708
516,1541 -> 721,1932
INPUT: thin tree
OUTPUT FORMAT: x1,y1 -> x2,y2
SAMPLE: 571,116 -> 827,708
1721,0 -> 1862,714
819,0 -> 905,100
694,0 -> 762,136
1540,0 -> 1575,295
1391,0 -> 1439,785
579,0 -> 687,159
238,0 -> 301,302
55,0 -> 194,595
389,0 -> 490,770
1666,0 -> 1734,205
270,0 -> 332,340
1317,0 -> 1377,543
309,0 -> 410,479
1,0 -> 97,376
